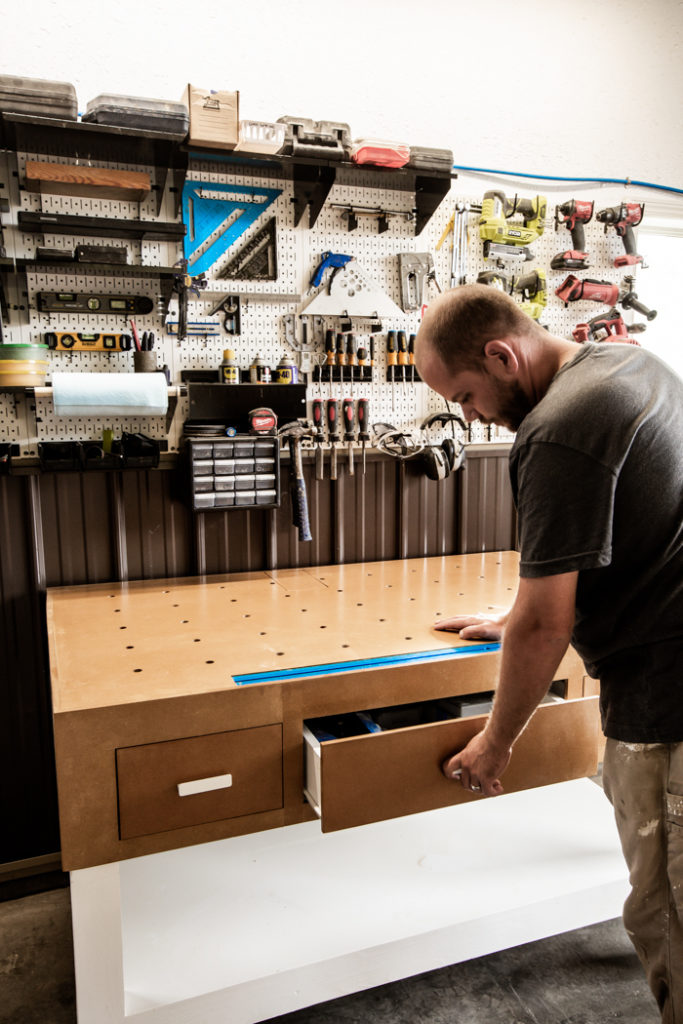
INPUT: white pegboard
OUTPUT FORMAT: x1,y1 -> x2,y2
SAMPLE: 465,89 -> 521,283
0,139 -> 653,457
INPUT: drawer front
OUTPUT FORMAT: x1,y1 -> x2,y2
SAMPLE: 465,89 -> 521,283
117,724 -> 283,840
306,698 -> 599,832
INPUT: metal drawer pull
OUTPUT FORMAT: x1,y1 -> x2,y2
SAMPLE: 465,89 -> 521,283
177,773 -> 233,797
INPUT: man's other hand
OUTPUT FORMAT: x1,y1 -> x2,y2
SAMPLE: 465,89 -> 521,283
434,613 -> 506,641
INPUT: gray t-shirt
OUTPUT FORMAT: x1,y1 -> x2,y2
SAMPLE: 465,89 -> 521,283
509,342 -> 683,741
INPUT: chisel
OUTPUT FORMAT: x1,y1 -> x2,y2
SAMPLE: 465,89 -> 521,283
327,398 -> 339,481
312,398 -> 325,480
358,398 -> 370,474
343,397 -> 355,476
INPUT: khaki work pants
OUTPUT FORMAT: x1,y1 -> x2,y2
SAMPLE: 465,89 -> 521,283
603,739 -> 683,1023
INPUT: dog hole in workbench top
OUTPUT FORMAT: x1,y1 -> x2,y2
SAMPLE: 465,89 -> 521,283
126,646 -> 133,649
119,626 -> 127,630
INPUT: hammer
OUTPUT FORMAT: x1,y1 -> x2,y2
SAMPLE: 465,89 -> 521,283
278,421 -> 314,543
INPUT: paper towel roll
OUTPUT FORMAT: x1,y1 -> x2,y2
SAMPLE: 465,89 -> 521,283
52,372 -> 168,417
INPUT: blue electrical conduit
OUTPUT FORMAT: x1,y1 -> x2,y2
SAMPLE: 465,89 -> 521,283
233,641 -> 501,686
451,164 -> 683,197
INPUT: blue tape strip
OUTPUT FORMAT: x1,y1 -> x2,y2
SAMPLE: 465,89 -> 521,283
233,642 -> 501,685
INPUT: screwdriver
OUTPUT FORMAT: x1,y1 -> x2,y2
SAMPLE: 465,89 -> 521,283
397,330 -> 408,394
326,397 -> 339,481
358,397 -> 370,474
408,333 -> 416,385
369,335 -> 375,373
325,329 -> 336,397
312,398 -> 325,480
336,333 -> 346,393
346,334 -> 356,397
386,331 -> 397,411
357,344 -> 367,384
342,397 -> 355,476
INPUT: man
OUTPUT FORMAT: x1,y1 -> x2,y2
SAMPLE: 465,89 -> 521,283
415,284 -> 683,1023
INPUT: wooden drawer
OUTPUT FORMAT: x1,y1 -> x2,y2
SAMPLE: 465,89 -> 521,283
117,724 -> 283,840
304,697 -> 599,832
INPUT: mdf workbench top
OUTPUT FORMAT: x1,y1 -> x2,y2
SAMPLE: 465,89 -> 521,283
47,551 -> 518,713
47,551 -> 596,870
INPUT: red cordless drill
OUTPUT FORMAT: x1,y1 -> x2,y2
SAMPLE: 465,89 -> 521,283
596,203 -> 645,267
572,307 -> 645,346
551,200 -> 594,270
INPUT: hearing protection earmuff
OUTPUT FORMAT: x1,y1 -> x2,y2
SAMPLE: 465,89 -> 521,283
419,410 -> 466,481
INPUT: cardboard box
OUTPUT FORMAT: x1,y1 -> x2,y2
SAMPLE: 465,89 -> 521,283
186,85 -> 239,150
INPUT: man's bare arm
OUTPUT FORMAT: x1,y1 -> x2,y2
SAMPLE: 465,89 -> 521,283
442,571 -> 578,797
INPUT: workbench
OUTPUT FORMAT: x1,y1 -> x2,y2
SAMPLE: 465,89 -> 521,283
47,552 -> 629,1024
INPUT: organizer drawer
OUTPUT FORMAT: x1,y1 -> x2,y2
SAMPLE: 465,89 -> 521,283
304,696 -> 599,832
117,724 -> 283,840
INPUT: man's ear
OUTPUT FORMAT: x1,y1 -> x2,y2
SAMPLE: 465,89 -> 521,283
482,339 -> 519,378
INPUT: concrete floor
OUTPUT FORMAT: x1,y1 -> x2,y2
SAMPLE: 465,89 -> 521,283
0,884 -> 660,1024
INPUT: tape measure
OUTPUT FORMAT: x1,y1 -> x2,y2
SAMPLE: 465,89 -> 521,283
45,331 -> 133,352
37,292 -> 154,315
248,407 -> 277,434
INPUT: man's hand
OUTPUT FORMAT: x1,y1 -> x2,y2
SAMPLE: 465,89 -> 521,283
434,612 -> 507,641
442,728 -> 511,797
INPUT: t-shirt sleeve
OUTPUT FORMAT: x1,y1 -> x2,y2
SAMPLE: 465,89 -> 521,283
514,441 -> 618,578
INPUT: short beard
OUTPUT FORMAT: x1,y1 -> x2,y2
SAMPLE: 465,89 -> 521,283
488,375 -> 534,431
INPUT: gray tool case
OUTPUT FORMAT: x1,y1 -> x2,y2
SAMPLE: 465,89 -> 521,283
82,93 -> 189,138
408,146 -> 454,172
0,74 -> 78,119
277,116 -> 351,160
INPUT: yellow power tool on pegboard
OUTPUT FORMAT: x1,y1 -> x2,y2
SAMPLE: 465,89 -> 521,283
479,190 -> 547,265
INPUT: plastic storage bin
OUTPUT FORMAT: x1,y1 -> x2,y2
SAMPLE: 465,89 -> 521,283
350,139 -> 410,168
234,120 -> 286,154
0,74 -> 77,120
82,94 -> 189,138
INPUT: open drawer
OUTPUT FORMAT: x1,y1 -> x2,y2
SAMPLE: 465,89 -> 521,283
304,693 -> 599,832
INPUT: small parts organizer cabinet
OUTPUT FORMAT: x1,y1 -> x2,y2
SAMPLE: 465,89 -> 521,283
47,552 -> 628,1024
187,435 -> 280,511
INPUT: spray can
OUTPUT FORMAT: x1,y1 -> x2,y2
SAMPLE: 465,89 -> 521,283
249,355 -> 272,384
220,348 -> 240,384
274,356 -> 298,384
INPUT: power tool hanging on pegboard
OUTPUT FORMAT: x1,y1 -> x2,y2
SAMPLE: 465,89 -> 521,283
596,203 -> 646,267
555,274 -> 657,323
511,270 -> 547,321
476,268 -> 546,322
476,270 -> 509,290
478,191 -> 547,265
551,200 -> 594,270
572,307 -> 645,346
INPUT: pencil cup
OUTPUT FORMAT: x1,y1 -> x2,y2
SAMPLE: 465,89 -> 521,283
134,351 -> 157,373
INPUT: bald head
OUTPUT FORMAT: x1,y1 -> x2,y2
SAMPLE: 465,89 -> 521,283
416,283 -> 545,378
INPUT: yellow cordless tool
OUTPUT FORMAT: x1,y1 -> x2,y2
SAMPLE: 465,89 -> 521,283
479,191 -> 547,265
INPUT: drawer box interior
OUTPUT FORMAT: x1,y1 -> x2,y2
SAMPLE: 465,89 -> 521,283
304,692 -> 598,831
117,724 -> 283,840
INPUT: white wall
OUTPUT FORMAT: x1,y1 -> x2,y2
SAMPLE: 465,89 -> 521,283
2,0 -> 683,188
